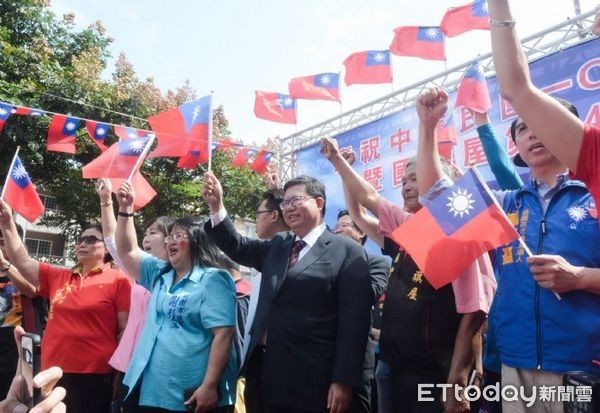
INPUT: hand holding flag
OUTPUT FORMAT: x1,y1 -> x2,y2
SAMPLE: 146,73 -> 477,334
390,168 -> 519,288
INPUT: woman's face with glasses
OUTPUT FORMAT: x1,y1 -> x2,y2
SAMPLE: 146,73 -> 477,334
165,225 -> 192,268
74,228 -> 107,265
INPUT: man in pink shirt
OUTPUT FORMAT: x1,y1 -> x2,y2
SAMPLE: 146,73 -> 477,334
321,137 -> 496,413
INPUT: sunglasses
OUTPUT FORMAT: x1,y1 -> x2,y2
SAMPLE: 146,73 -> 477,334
77,235 -> 104,245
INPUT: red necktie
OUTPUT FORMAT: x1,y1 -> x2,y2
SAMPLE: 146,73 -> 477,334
288,239 -> 306,269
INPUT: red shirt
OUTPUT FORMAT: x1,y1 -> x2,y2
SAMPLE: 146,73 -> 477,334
571,124 -> 600,214
38,263 -> 131,373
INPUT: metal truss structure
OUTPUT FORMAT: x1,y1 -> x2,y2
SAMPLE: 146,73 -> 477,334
277,8 -> 597,181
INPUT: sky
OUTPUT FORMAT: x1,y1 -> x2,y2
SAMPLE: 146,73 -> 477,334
50,0 -> 598,146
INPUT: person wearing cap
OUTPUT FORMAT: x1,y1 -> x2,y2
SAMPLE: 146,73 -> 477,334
418,83 -> 600,412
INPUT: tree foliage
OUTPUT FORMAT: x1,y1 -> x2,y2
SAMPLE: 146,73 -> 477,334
0,0 -> 270,237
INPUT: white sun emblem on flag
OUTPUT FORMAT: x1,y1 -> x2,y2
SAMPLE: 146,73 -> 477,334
320,74 -> 330,85
446,188 -> 476,218
0,108 -> 7,116
567,206 -> 587,222
373,52 -> 385,62
192,105 -> 201,123
96,127 -> 106,136
480,1 -> 489,13
65,122 -> 76,131
129,139 -> 145,153
425,28 -> 440,39
283,97 -> 293,107
12,164 -> 28,180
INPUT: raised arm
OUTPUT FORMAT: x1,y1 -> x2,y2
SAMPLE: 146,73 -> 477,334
115,181 -> 143,279
0,201 -> 39,289
416,87 -> 448,194
0,248 -> 36,297
472,110 -> 523,190
202,171 -> 269,271
320,138 -> 382,217
489,0 -> 584,171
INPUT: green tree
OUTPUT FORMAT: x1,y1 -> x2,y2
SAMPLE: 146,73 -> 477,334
0,0 -> 269,239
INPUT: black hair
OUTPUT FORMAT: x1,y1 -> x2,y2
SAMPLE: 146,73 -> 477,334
510,98 -> 579,142
283,175 -> 327,216
336,209 -> 367,245
261,189 -> 285,223
82,223 -> 112,263
146,216 -> 175,236
168,216 -> 223,269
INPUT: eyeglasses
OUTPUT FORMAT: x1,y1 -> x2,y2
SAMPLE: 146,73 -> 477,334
279,196 -> 316,210
256,209 -> 273,215
164,233 -> 189,243
77,235 -> 104,245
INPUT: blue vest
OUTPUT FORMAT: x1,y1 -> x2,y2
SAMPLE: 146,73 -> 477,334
492,178 -> 600,374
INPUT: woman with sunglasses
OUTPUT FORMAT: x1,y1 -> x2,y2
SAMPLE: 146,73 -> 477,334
0,200 -> 131,413
115,182 -> 237,413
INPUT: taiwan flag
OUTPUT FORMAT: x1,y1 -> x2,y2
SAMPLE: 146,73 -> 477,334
177,149 -> 209,170
109,172 -> 156,210
232,148 -> 251,167
455,61 -> 491,113
249,150 -> 273,174
390,26 -> 446,61
441,0 -> 490,37
82,136 -> 153,179
148,95 -> 212,158
254,91 -> 297,124
85,121 -> 110,151
12,106 -> 43,117
2,156 -> 44,223
390,168 -> 518,288
0,102 -> 12,134
343,50 -> 392,86
47,115 -> 81,154
289,73 -> 340,102
114,126 -> 150,141
437,108 -> 457,161
214,139 -> 238,151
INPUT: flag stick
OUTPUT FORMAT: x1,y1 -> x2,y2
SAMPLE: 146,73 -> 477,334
471,167 -> 561,300
207,92 -> 214,172
1,147 -> 20,200
126,134 -> 156,183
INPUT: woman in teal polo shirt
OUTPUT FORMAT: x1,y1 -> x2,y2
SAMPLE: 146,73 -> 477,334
115,182 -> 237,413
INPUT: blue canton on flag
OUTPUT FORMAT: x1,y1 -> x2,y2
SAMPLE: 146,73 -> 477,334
277,94 -> 296,109
62,116 -> 80,136
314,73 -> 339,88
118,136 -> 151,156
179,95 -> 212,134
426,169 -> 493,236
10,156 -> 32,190
417,27 -> 444,42
366,51 -> 390,66
472,0 -> 489,17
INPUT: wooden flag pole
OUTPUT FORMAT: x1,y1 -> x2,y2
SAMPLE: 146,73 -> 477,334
126,134 -> 156,183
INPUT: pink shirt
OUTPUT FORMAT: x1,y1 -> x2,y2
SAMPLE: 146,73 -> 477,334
109,283 -> 151,372
378,197 -> 496,314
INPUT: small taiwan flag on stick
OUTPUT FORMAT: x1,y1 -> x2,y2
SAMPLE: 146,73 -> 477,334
1,149 -> 45,223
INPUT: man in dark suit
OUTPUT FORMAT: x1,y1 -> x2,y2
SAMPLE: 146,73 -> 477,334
203,172 -> 373,413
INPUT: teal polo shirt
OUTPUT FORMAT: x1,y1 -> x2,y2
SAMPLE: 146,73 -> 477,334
123,255 -> 237,410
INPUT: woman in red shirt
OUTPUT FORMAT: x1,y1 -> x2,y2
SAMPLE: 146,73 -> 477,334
0,200 -> 131,413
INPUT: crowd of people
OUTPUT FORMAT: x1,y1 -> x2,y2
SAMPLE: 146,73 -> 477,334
0,1 -> 599,412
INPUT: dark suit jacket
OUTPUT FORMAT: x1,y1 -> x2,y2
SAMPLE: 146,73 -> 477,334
205,217 -> 372,411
